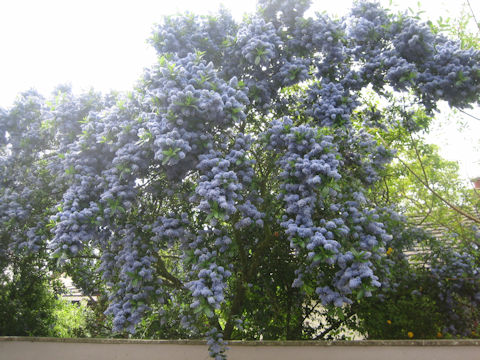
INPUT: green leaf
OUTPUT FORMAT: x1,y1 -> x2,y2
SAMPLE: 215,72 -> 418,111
65,165 -> 75,175
357,288 -> 365,300
126,271 -> 137,279
313,254 -> 323,262
203,306 -> 214,318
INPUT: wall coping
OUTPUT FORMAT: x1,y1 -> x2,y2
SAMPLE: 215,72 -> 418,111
1,337 -> 480,346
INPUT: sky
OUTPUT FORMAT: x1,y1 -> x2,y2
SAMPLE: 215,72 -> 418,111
0,0 -> 479,179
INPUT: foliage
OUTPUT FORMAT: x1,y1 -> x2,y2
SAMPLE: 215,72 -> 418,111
352,230 -> 480,339
351,1 -> 480,337
355,134 -> 480,338
0,255 -> 57,336
52,299 -> 91,338
427,2 -> 480,50
1,1 -> 480,358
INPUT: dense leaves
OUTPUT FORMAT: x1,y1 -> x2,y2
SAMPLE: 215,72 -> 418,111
0,255 -> 57,336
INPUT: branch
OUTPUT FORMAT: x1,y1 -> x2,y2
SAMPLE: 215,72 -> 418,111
382,176 -> 390,204
71,254 -> 101,260
377,135 -> 480,224
208,316 -> 224,334
154,254 -> 186,291
223,221 -> 250,340
247,225 -> 276,281
466,0 -> 480,33
457,108 -> 480,121
403,158 -> 479,223
403,194 -> 429,209
428,273 -> 480,282
412,203 -> 433,226
313,310 -> 355,340
409,133 -> 429,186
435,216 -> 470,238
223,277 -> 246,340
302,299 -> 322,323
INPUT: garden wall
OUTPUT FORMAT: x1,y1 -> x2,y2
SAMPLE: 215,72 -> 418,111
1,337 -> 479,360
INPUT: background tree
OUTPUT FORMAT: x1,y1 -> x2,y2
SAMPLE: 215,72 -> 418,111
0,254 -> 57,336
0,87 -> 107,337
348,1 -> 480,338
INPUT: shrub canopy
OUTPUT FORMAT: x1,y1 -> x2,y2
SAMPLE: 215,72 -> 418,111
1,1 -> 480,358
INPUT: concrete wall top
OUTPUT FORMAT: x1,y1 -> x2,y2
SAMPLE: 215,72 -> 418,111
2,336 -> 480,346
2,337 -> 480,360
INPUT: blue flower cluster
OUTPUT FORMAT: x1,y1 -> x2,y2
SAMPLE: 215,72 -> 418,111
150,10 -> 238,67
141,53 -> 249,178
264,118 -> 392,306
236,17 -> 282,67
103,225 -> 158,333
345,1 -> 480,110
0,89 -> 104,255
206,327 -> 228,360
305,81 -> 359,127
429,247 -> 480,336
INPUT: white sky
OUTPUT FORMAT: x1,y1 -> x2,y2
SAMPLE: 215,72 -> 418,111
0,0 -> 479,179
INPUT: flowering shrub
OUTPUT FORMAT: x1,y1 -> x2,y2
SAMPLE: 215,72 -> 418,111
1,1 -> 480,358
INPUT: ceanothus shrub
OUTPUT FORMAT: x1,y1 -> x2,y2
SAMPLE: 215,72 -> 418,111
1,1 -> 480,358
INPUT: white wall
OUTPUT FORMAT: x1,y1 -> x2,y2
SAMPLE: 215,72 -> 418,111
1,338 -> 480,360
